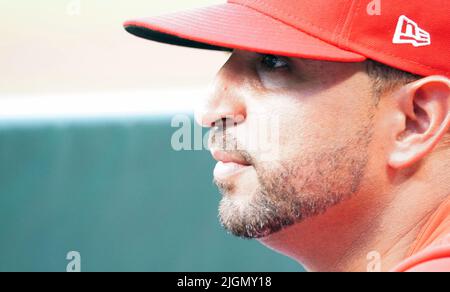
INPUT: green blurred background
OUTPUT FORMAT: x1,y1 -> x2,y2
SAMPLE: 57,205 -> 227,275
0,0 -> 301,271
0,116 -> 300,271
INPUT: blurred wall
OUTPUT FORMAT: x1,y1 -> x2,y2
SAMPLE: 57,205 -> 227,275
0,115 -> 301,272
0,0 -> 228,95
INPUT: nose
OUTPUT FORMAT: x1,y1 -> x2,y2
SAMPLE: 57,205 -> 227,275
195,58 -> 247,128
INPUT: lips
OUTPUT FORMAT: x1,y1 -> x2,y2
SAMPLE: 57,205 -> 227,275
210,149 -> 252,180
210,149 -> 251,166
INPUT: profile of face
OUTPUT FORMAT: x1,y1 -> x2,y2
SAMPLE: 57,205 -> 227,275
195,50 -> 380,239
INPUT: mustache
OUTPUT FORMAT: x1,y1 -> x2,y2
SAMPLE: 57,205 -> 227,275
208,129 -> 254,165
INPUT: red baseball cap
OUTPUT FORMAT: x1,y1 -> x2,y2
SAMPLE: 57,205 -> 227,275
124,0 -> 449,77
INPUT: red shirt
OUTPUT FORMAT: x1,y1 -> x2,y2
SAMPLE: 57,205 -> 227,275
392,197 -> 450,272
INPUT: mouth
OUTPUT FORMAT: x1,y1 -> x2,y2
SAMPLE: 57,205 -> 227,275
210,149 -> 252,180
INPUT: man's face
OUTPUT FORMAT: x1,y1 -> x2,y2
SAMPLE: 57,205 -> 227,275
196,50 -> 379,239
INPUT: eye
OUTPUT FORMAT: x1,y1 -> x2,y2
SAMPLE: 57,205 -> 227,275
260,54 -> 289,70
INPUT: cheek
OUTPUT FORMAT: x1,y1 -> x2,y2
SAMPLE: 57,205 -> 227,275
277,114 -> 327,161
257,71 -> 300,91
242,98 -> 325,163
261,105 -> 365,163
240,85 -> 372,163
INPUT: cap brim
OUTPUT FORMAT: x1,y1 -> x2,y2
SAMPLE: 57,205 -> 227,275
124,3 -> 366,62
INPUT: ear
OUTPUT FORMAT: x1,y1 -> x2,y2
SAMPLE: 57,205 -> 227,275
388,76 -> 450,169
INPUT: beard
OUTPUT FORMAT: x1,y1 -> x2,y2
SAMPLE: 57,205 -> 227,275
214,122 -> 373,239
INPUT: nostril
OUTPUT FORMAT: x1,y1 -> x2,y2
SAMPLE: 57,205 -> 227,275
211,118 -> 226,129
212,117 -> 241,130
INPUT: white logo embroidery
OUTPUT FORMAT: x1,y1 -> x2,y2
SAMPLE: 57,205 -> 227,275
392,15 -> 431,47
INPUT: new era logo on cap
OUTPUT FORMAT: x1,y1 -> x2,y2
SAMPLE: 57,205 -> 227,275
393,15 -> 431,47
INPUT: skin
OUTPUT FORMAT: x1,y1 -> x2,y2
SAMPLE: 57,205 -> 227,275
195,49 -> 450,272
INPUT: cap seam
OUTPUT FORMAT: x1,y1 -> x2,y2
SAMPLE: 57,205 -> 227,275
343,0 -> 362,48
331,11 -> 343,43
229,0 -> 351,51
335,0 -> 358,47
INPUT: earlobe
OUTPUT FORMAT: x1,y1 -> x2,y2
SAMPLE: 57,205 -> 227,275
388,76 -> 450,169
